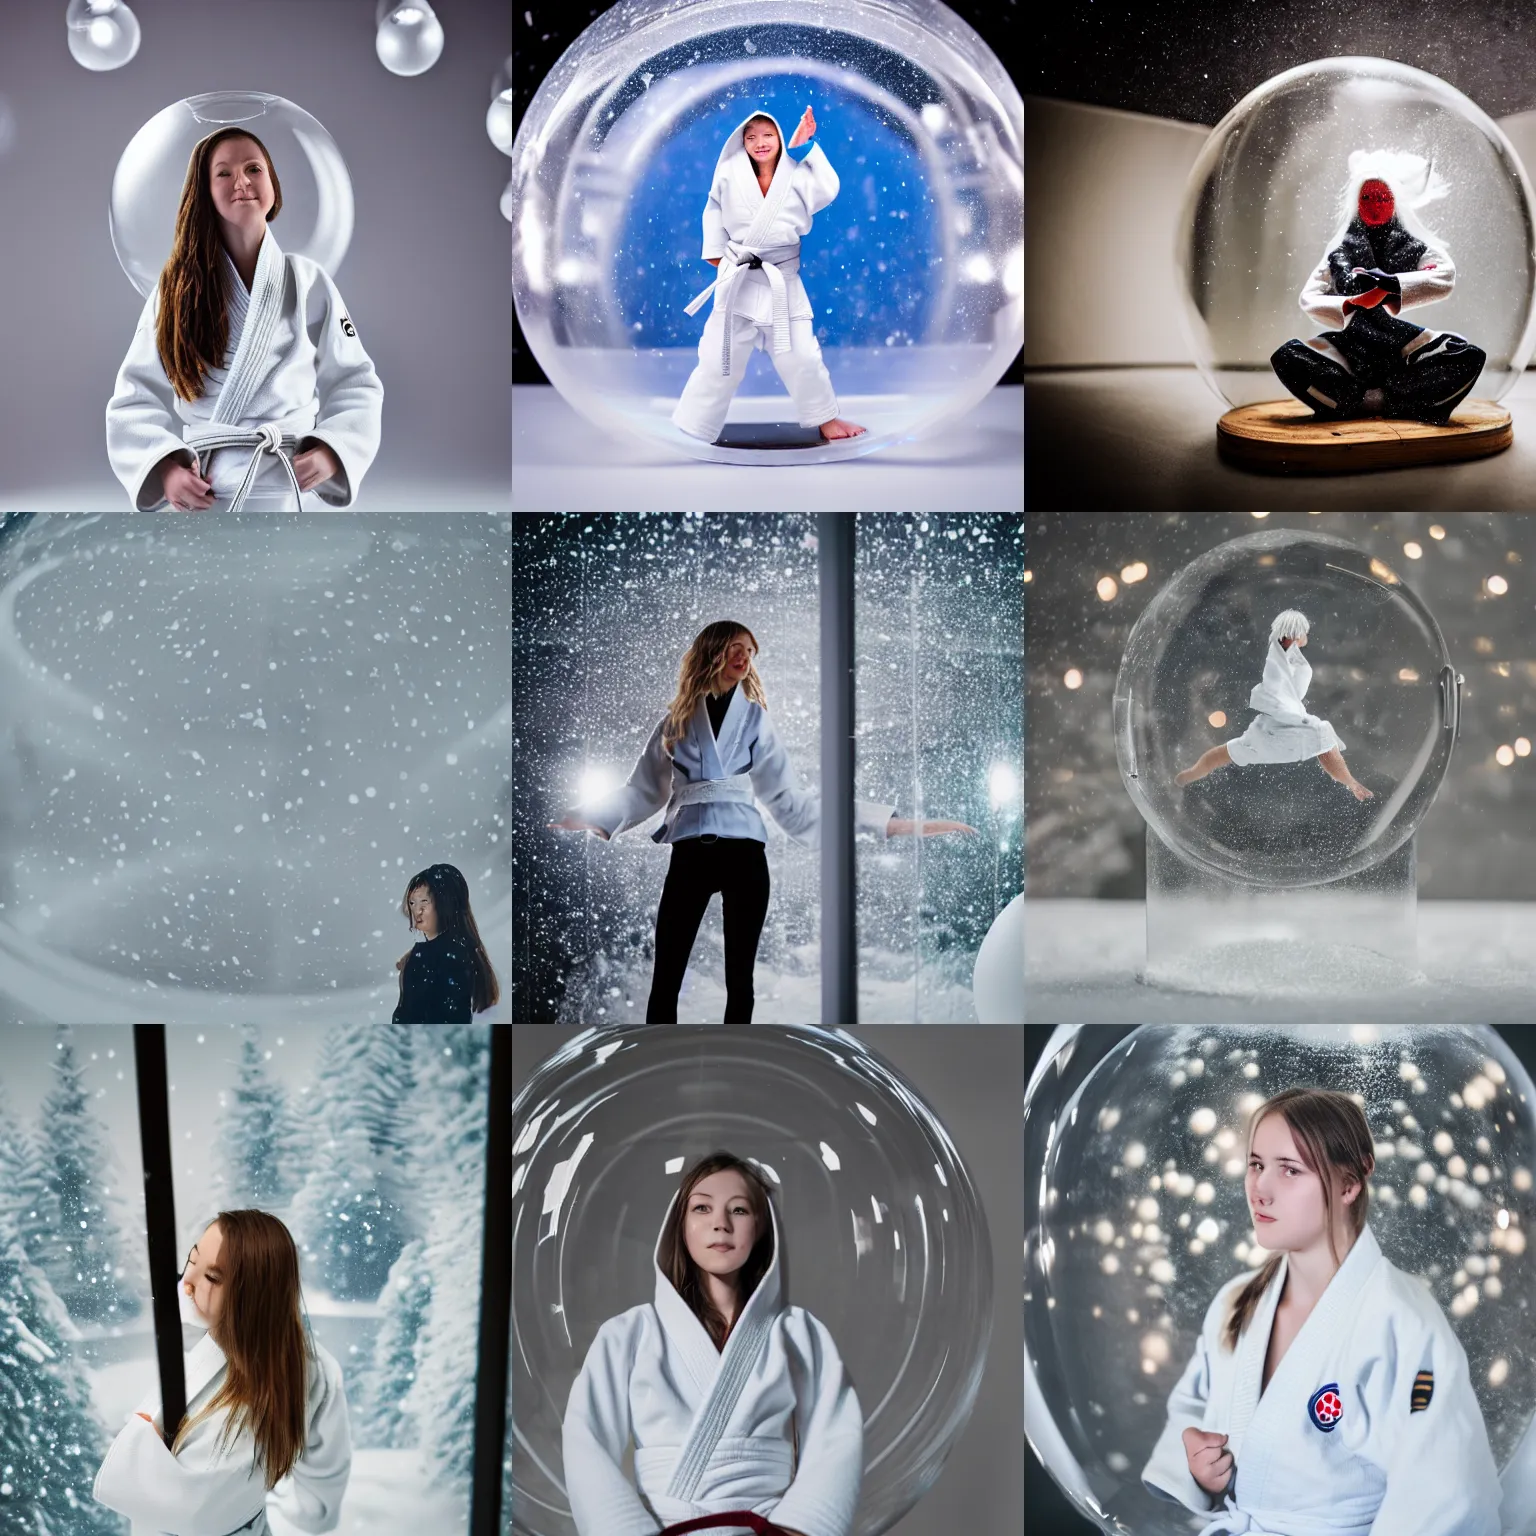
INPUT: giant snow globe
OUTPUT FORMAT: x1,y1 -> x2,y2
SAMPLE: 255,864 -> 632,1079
1112,529 -> 1460,988
1026,1024 -> 1536,1536
510,0 -> 1023,465
510,1024 -> 994,1535
1177,57 -> 1536,470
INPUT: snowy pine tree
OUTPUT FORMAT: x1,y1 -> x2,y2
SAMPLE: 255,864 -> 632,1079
355,1235 -> 431,1447
33,1029 -> 142,1325
402,1026 -> 491,1488
0,1091 -> 52,1271
0,1206 -> 126,1534
215,1025 -> 306,1210
287,1026 -> 419,1300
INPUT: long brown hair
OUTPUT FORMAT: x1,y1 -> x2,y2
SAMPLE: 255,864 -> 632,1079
398,862 -> 501,1014
156,127 -> 284,402
1223,1088 -> 1375,1353
662,621 -> 767,754
657,1152 -> 777,1351
171,1209 -> 308,1488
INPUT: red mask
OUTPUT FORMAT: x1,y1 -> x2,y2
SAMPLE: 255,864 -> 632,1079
1358,178 -> 1395,227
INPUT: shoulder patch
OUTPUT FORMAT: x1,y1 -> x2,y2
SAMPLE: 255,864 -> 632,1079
340,315 -> 357,337
1411,1370 -> 1434,1413
1308,1382 -> 1344,1432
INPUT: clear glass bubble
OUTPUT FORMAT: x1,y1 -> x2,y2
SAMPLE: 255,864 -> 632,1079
510,0 -> 1023,466
510,1024 -> 994,1536
66,0 -> 141,72
375,0 -> 445,78
1177,57 -> 1536,409
109,92 -> 354,299
489,57 -> 513,155
1112,529 -> 1458,889
0,514 -> 510,1023
1026,1024 -> 1536,1536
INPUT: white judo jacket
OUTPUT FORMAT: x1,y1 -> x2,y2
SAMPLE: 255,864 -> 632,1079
562,1191 -> 864,1536
106,230 -> 383,511
579,687 -> 895,848
1141,1224 -> 1501,1536
93,1314 -> 352,1536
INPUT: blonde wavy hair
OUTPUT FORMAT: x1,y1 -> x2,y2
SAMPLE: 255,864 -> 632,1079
662,621 -> 766,753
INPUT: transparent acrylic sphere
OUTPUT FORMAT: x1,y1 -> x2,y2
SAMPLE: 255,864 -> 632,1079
510,1025 -> 994,1536
1112,530 -> 1458,889
1177,57 -> 1536,409
510,0 -> 1023,466
110,93 -> 354,298
0,515 -> 510,1023
66,0 -> 141,72
1026,1024 -> 1536,1536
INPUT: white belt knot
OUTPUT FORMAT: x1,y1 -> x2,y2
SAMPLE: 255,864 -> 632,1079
682,243 -> 802,376
1197,1496 -> 1283,1536
184,421 -> 306,512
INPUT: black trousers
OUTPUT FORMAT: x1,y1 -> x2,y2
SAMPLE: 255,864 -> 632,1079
1271,327 -> 1486,425
646,837 -> 770,1023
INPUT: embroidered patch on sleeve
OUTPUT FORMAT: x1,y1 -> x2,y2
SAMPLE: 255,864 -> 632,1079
340,316 -> 357,337
1410,1370 -> 1434,1413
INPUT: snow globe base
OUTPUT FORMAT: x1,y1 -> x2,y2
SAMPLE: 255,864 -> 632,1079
1216,398 -> 1512,474
1144,827 -> 1417,994
714,421 -> 827,449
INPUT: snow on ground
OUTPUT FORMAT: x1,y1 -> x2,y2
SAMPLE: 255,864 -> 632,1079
1026,899 -> 1536,1022
266,1450 -> 467,1536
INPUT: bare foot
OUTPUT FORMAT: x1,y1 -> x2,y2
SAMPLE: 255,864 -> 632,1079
1349,781 -> 1374,801
819,417 -> 867,440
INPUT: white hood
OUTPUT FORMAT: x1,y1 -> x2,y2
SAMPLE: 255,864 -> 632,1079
714,109 -> 792,186
653,1177 -> 784,1326
1247,638 -> 1312,721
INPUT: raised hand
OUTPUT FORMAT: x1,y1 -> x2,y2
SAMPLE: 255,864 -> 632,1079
1182,1426 -> 1234,1495
787,106 -> 816,149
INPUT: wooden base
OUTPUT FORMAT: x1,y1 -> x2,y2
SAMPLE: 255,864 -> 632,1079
1217,398 -> 1512,474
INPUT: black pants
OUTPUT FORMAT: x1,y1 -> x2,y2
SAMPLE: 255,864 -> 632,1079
1271,327 -> 1485,425
646,837 -> 770,1023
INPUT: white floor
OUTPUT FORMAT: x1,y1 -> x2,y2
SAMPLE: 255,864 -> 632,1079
511,385 -> 1023,511
1026,898 -> 1536,1022
0,482 -> 510,512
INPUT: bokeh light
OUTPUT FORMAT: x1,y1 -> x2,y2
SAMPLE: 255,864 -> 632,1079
1404,541 -> 1424,559
1064,668 -> 1084,690
1097,576 -> 1119,602
1488,575 -> 1510,595
1497,744 -> 1516,767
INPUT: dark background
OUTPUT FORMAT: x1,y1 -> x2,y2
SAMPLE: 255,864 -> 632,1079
1025,1023 -> 1536,1535
1024,0 -> 1536,126
1025,512 -> 1536,901
511,0 -> 1022,387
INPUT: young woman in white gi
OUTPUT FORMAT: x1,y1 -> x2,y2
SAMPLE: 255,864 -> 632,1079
93,1208 -> 352,1535
1176,610 -> 1375,800
549,619 -> 975,1022
1142,1087 -> 1502,1536
106,126 -> 383,511
563,1151 -> 863,1536
671,109 -> 867,446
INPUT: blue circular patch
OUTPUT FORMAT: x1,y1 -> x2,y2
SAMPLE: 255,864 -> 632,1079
1309,1382 -> 1344,1432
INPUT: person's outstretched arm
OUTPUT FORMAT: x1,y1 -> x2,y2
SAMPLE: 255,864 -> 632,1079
886,818 -> 977,837
549,719 -> 672,841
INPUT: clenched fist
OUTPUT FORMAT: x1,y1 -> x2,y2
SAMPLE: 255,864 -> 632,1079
1182,1426 -> 1234,1495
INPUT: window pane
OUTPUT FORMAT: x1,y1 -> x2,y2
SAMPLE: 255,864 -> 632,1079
165,1024 -> 490,1535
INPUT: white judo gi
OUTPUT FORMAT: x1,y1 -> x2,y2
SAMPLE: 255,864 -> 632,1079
1141,1225 -> 1501,1536
577,687 -> 895,848
1227,640 -> 1345,767
672,111 -> 842,442
562,1191 -> 864,1536
106,230 -> 383,511
93,1311 -> 351,1536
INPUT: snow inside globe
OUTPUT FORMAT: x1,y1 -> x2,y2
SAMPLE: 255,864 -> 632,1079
1112,528 -> 1459,892
1025,1024 -> 1536,1536
510,1024 -> 994,1536
1177,56 -> 1536,413
110,92 -> 353,298
510,0 -> 1023,465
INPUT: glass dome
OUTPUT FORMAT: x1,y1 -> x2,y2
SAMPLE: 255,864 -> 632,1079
510,0 -> 1023,466
510,1024 -> 994,1536
110,93 -> 354,299
1112,529 -> 1459,889
0,514 -> 510,1022
1177,57 -> 1536,410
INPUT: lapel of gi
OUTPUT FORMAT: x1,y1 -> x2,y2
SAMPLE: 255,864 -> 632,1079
738,138 -> 798,251
142,1332 -> 227,1422
695,696 -> 726,781
212,229 -> 285,426
1224,1257 -> 1287,1466
653,1194 -> 784,1504
714,686 -> 748,771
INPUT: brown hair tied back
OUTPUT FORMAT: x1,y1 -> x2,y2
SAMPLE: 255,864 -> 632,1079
1223,1087 -> 1375,1353
156,127 -> 284,403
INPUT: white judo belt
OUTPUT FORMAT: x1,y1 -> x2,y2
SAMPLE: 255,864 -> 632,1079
683,242 -> 803,375
184,422 -> 305,513
671,772 -> 756,807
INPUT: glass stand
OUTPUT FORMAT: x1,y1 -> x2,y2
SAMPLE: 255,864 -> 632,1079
1144,827 -> 1417,993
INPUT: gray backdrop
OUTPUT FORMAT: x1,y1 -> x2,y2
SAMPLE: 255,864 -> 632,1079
511,1024 -> 1024,1536
0,0 -> 510,510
